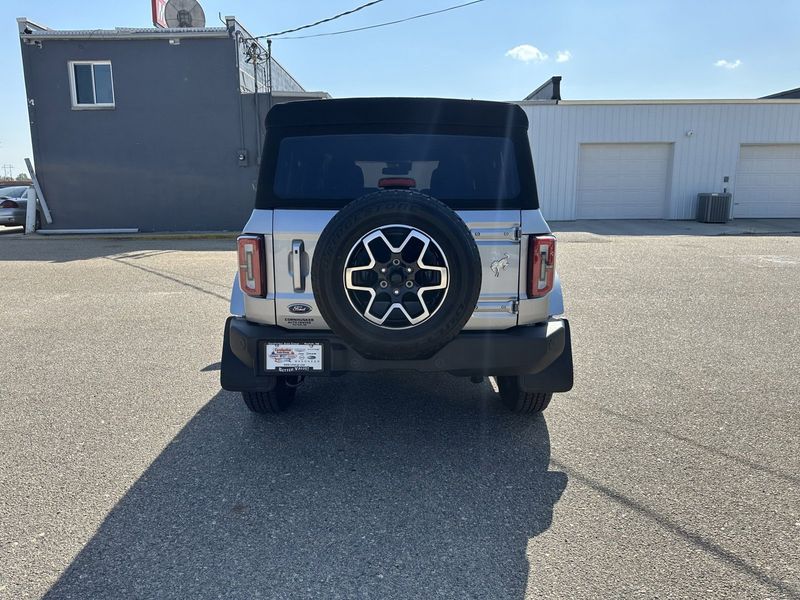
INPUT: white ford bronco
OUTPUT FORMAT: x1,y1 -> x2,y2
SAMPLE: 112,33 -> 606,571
221,98 -> 573,414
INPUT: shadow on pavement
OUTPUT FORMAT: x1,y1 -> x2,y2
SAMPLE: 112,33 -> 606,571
43,374 -> 566,599
0,237 -> 233,263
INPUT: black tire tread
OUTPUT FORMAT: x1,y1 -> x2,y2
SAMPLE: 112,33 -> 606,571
241,380 -> 296,414
496,376 -> 553,414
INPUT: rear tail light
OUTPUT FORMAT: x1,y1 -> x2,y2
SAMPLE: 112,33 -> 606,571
528,235 -> 556,298
237,235 -> 266,297
0,200 -> 19,208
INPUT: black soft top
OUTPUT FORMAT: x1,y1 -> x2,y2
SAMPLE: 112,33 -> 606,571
265,97 -> 530,130
256,97 -> 538,211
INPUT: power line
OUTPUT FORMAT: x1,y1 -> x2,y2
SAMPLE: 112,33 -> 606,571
274,0 -> 488,40
259,0 -> 386,39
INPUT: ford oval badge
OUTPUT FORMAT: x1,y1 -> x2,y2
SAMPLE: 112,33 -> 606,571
288,303 -> 312,314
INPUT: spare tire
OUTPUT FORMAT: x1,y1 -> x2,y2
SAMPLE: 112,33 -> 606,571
311,190 -> 481,360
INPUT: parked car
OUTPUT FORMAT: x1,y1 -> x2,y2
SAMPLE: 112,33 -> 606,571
220,98 -> 573,415
0,186 -> 39,229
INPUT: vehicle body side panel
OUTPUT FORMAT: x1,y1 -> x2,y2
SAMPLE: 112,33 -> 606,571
240,209 -> 276,325
272,210 -> 336,329
518,209 -> 562,324
0,208 -> 27,226
229,274 -> 245,317
460,210 -> 521,329
234,206 -> 565,329
520,209 -> 551,235
548,274 -> 565,317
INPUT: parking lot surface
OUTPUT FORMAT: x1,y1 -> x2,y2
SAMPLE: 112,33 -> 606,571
1,232 -> 798,599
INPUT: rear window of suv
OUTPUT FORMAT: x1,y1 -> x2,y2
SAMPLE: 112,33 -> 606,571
0,187 -> 28,198
273,134 -> 520,202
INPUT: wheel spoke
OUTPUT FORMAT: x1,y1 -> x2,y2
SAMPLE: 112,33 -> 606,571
343,225 -> 450,329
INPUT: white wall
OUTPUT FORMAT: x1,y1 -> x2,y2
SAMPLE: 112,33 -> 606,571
520,100 -> 800,220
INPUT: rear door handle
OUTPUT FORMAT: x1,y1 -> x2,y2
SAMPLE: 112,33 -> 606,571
291,239 -> 305,292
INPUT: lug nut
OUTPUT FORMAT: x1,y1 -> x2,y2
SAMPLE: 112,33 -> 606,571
407,267 -> 412,273
405,280 -> 414,288
379,281 -> 388,288
381,268 -> 387,273
392,259 -> 401,266
393,289 -> 400,295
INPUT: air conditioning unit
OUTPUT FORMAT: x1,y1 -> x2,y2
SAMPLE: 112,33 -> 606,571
696,193 -> 732,223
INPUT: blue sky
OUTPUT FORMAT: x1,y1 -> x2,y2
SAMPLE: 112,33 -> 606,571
2,0 -> 799,173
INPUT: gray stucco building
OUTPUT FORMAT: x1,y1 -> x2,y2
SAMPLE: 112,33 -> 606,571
18,16 -> 327,231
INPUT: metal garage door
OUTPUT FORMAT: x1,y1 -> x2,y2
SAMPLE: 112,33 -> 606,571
734,145 -> 800,218
577,143 -> 671,219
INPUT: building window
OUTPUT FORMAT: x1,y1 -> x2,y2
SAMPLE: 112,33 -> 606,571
68,61 -> 114,108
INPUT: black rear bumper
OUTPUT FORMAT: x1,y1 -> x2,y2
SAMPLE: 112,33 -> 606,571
221,317 -> 573,393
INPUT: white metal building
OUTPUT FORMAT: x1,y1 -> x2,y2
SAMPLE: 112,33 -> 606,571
519,93 -> 800,220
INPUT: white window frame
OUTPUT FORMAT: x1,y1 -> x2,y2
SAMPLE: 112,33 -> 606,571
68,61 -> 115,109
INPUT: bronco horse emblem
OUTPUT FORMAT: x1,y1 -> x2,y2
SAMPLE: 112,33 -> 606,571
490,253 -> 510,277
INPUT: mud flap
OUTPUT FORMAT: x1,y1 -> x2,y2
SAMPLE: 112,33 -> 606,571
220,317 -> 278,392
517,320 -> 573,393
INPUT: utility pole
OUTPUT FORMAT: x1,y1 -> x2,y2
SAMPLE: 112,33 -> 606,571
267,38 -> 273,115
252,40 -> 260,162
243,37 -> 266,163
1,164 -> 13,179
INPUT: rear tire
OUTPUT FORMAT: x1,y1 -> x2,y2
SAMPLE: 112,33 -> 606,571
241,378 -> 297,414
496,376 -> 553,414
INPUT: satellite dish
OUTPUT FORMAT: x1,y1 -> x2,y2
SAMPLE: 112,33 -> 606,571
164,0 -> 206,28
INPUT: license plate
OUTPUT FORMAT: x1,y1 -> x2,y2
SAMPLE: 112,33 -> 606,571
265,342 -> 323,372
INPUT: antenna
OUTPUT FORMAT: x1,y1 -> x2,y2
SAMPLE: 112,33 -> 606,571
164,0 -> 206,28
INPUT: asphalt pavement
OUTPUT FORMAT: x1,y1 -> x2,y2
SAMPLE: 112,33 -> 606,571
0,231 -> 798,599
